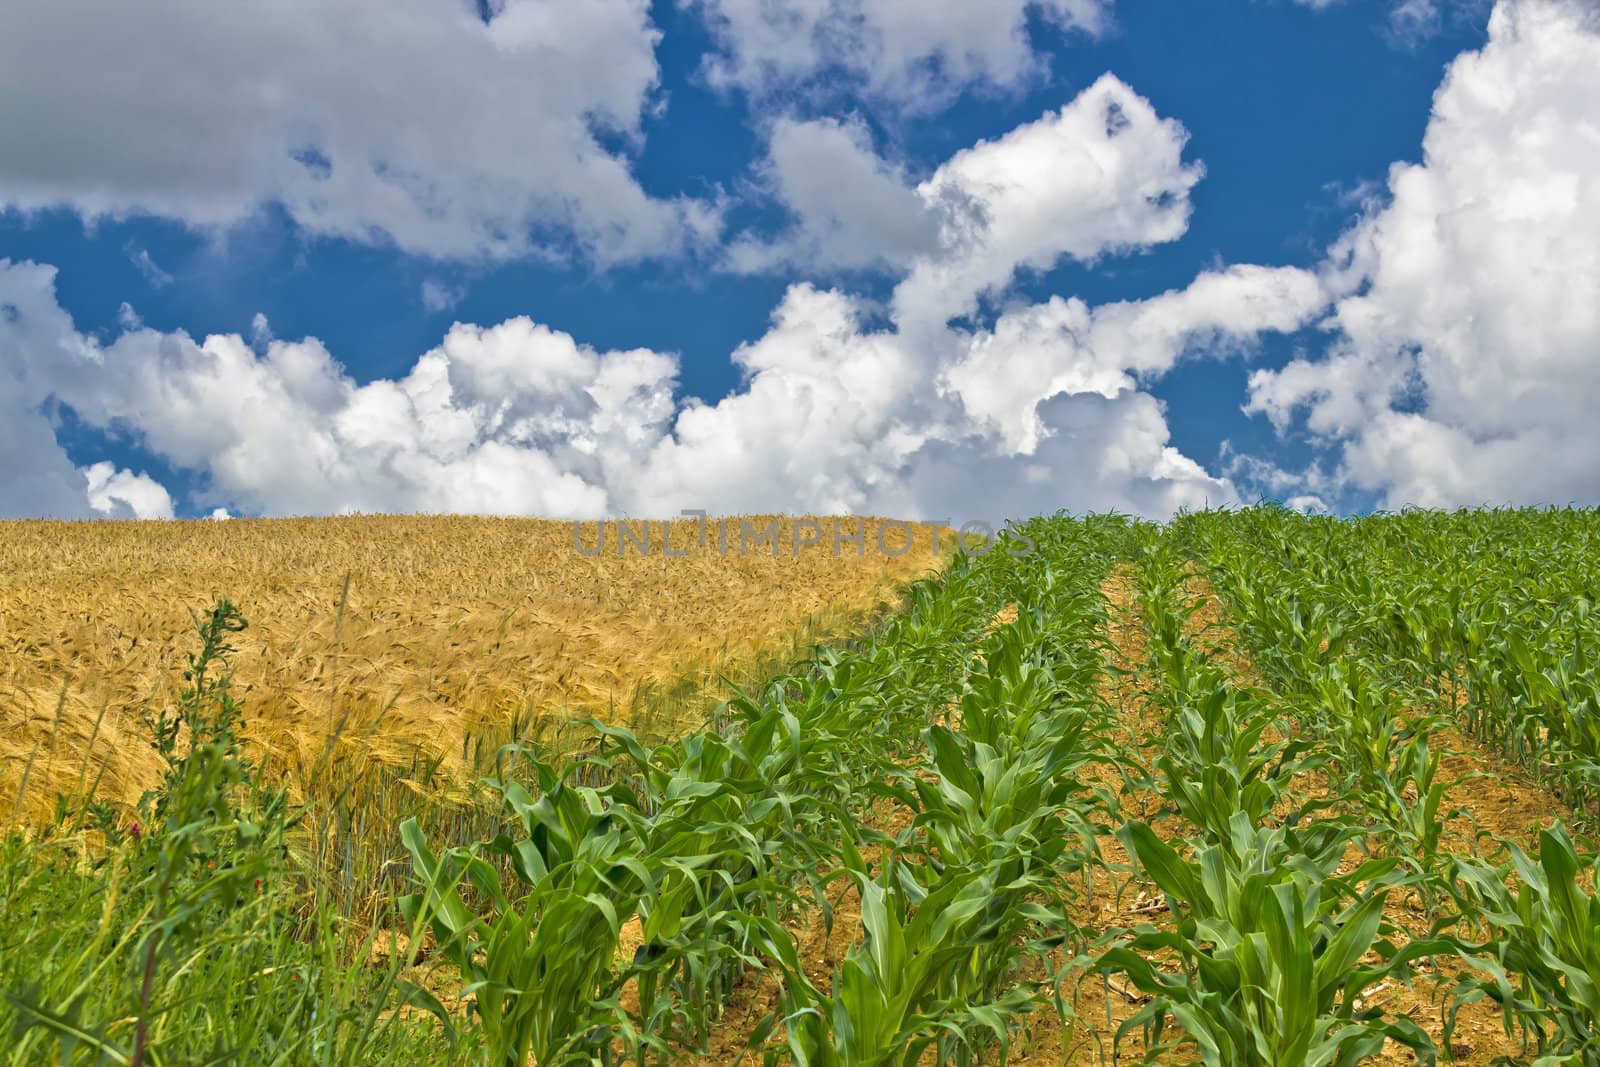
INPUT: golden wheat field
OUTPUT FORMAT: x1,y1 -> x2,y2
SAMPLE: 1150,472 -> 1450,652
0,515 -> 943,826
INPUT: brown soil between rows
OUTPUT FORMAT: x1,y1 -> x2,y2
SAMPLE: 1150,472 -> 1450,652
1004,565 -> 1180,1067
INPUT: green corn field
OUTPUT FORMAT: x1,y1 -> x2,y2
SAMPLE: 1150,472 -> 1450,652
5,507 -> 1600,1066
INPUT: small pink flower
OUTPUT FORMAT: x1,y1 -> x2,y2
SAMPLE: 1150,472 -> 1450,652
128,819 -> 142,843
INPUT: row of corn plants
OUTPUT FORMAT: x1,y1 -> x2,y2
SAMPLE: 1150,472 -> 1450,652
1177,507 -> 1600,819
1171,519 -> 1462,893
1181,507 -> 1600,1064
1092,533 -> 1450,1066
401,514 -> 1141,1064
772,515 -> 1133,1064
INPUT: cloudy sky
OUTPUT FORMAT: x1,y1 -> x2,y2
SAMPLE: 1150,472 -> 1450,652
2,0 -> 1596,521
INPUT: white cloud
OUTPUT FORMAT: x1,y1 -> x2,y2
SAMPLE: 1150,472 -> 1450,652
1291,0 -> 1464,38
0,0 -> 714,263
421,279 -> 467,314
1286,494 -> 1330,514
3,73 -> 1330,523
618,75 -> 1245,517
0,263 -> 1246,521
1294,0 -> 1508,47
1245,0 -> 1600,509
735,76 -> 1204,321
83,461 -> 175,519
127,247 -> 174,288
892,391 -> 1234,520
249,313 -> 273,351
1218,449 -> 1341,509
624,283 -> 942,514
946,264 -> 1326,453
609,283 -> 1242,519
2,269 -> 669,517
725,116 -> 940,273
690,0 -> 1110,106
895,76 -> 1204,331
1388,0 -> 1442,36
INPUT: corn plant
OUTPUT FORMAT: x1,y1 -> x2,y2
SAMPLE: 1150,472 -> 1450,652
767,524 -> 1124,1064
400,768 -> 652,1067
1445,824 -> 1600,1064
773,851 -> 1040,1067
1158,678 -> 1316,842
1100,816 -> 1440,1067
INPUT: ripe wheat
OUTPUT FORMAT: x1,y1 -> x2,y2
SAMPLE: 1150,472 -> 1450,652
0,514 -> 940,823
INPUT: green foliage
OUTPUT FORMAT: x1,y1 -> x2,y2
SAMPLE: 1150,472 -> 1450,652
1104,816 -> 1437,1067
1447,824 -> 1600,1064
1,603 -> 456,1067
1179,505 -> 1600,1063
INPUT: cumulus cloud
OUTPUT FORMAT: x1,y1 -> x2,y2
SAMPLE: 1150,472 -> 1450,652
725,117 -> 941,273
690,0 -> 1110,106
1244,0 -> 1600,509
895,76 -> 1204,331
0,271 -> 178,521
0,71 -> 1287,522
900,391 -> 1236,520
83,462 -> 174,520
5,255 -> 1246,522
0,0 -> 716,263
946,264 -> 1326,453
629,76 -> 1257,517
1,260 -> 678,517
735,75 -> 1205,317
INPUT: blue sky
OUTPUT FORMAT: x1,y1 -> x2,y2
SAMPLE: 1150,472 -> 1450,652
1,0 -> 1596,521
